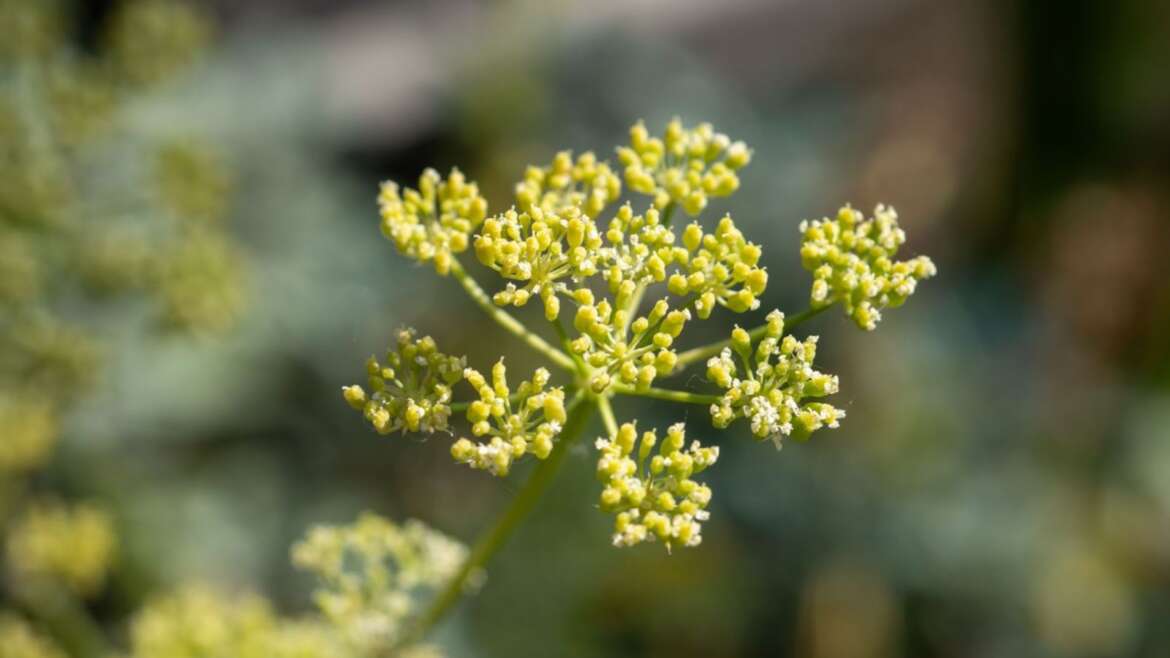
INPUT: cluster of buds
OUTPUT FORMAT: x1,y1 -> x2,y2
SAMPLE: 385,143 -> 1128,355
707,310 -> 845,448
800,204 -> 938,330
450,362 -> 567,476
597,203 -> 683,289
570,290 -> 689,392
156,230 -> 246,333
342,329 -> 465,436
596,422 -> 719,550
5,501 -> 117,596
618,118 -> 751,215
291,513 -> 467,652
378,168 -> 488,276
475,205 -> 601,320
515,150 -> 621,218
104,0 -> 210,86
668,215 -> 768,318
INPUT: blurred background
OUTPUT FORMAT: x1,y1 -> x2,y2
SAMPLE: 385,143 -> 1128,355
2,0 -> 1169,656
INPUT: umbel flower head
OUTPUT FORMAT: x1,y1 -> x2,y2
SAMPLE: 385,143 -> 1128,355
570,290 -> 690,393
707,310 -> 845,448
291,513 -> 467,652
596,422 -> 719,550
379,168 -> 488,276
342,328 -> 466,436
450,361 -> 567,476
801,204 -> 937,330
668,214 -> 768,318
475,204 -> 602,321
618,118 -> 751,215
515,150 -> 621,218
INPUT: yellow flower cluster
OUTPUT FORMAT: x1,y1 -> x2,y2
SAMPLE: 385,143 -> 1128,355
707,311 -> 844,447
378,168 -> 488,276
514,150 -> 621,218
668,214 -> 768,318
342,329 -> 466,436
597,204 -> 682,289
451,362 -> 567,476
291,514 -> 466,652
800,204 -> 937,330
475,205 -> 601,320
0,614 -> 66,658
570,290 -> 689,392
5,502 -> 116,596
618,118 -> 751,215
596,422 -> 719,550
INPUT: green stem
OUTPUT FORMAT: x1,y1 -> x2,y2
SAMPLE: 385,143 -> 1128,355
397,393 -> 597,648
612,385 -> 720,405
596,395 -> 619,436
448,258 -> 576,371
11,581 -> 111,658
674,305 -> 829,369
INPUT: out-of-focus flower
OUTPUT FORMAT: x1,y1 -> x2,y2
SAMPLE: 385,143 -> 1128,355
800,204 -> 936,330
596,422 -> 718,550
104,0 -> 209,86
5,501 -> 116,596
291,513 -> 466,652
0,396 -> 58,476
0,614 -> 66,658
156,140 -> 232,224
127,586 -> 278,658
154,230 -> 246,333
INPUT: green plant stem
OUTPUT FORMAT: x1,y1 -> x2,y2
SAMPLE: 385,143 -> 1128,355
674,305 -> 829,369
11,581 -> 111,658
448,258 -> 576,371
612,385 -> 720,405
597,395 -> 619,436
397,392 -> 597,649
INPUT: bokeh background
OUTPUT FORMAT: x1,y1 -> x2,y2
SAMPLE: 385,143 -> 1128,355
3,0 -> 1170,656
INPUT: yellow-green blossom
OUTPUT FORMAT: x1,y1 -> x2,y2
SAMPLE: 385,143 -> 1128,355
668,214 -> 768,318
514,150 -> 621,218
706,310 -> 844,447
474,204 -> 601,320
155,230 -> 246,333
800,204 -> 937,330
618,118 -> 751,215
379,168 -> 488,275
597,203 -> 685,290
342,329 -> 465,436
5,501 -> 116,596
156,140 -> 232,224
596,422 -> 719,550
569,290 -> 689,393
0,0 -> 64,62
0,614 -> 66,658
291,513 -> 466,652
450,361 -> 567,476
127,586 -> 278,658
